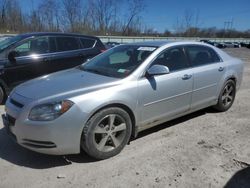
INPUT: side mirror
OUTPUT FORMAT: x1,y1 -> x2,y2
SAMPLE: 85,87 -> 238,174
8,51 -> 18,63
146,64 -> 170,76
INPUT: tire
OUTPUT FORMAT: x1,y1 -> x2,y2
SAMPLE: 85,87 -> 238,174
81,107 -> 132,160
0,86 -> 5,104
213,80 -> 236,112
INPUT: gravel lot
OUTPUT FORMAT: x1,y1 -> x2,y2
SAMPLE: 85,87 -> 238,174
0,48 -> 249,188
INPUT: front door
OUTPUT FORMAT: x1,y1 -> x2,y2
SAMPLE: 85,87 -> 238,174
138,46 -> 193,128
4,36 -> 50,89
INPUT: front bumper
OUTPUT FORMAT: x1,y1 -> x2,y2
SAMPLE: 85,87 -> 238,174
3,95 -> 88,155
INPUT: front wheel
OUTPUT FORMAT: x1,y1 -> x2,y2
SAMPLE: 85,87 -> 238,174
81,107 -> 132,160
213,80 -> 236,112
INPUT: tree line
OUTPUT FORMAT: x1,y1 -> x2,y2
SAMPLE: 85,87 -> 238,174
0,0 -> 249,38
0,0 -> 145,35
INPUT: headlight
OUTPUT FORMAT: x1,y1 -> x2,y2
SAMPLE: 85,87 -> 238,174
29,100 -> 74,121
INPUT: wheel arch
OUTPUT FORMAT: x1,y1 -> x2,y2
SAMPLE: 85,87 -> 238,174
226,75 -> 237,83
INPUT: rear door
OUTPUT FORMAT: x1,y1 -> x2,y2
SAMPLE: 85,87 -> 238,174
185,45 -> 225,110
48,36 -> 100,74
138,46 -> 193,127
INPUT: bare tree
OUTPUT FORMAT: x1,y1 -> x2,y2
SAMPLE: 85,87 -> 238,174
122,0 -> 145,35
87,0 -> 118,35
61,0 -> 84,32
38,0 -> 60,31
0,0 -> 8,31
173,9 -> 202,36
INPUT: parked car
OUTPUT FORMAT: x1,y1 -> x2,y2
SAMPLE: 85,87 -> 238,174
213,42 -> 226,49
0,32 -> 106,103
199,40 -> 226,49
223,42 -> 235,48
232,42 -> 241,48
200,39 -> 214,45
2,41 -> 244,159
247,43 -> 250,49
240,42 -> 249,47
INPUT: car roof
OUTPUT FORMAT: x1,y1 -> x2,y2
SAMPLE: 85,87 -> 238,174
18,32 -> 99,40
130,41 -> 173,47
125,40 -> 213,47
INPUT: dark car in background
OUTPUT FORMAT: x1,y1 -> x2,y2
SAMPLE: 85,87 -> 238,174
0,32 -> 106,103
200,40 -> 226,49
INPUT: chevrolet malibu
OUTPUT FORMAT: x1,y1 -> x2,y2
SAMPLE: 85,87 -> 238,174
2,41 -> 244,159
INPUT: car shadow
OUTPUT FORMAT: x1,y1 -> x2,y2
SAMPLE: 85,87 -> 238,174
0,128 -> 96,169
224,167 -> 250,188
0,108 -> 214,169
137,108 -> 209,139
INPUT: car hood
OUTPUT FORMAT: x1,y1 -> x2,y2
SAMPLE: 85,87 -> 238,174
14,68 -> 120,100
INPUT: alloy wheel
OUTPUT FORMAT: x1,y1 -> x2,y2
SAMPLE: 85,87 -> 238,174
93,114 -> 127,152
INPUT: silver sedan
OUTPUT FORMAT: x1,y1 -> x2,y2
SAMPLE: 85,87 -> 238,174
2,41 -> 244,159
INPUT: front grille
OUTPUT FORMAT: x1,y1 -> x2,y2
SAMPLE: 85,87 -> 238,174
10,98 -> 24,108
22,139 -> 57,148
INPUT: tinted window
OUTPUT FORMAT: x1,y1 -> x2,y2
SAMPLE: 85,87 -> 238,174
49,37 -> 57,53
56,37 -> 80,52
152,47 -> 188,72
186,45 -> 221,66
95,40 -> 105,50
14,37 -> 49,56
80,38 -> 95,48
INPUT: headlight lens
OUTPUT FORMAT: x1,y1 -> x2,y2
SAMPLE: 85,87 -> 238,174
29,100 -> 74,121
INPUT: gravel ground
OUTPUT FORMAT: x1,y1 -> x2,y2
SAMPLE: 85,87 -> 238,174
0,48 -> 249,188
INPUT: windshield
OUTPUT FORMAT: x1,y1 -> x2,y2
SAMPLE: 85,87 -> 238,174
81,45 -> 157,78
0,35 -> 23,52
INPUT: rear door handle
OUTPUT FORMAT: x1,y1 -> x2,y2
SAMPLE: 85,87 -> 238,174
218,67 -> 224,72
182,74 -> 192,80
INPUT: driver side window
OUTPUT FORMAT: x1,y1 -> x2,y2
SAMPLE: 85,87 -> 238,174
152,47 -> 189,72
14,37 -> 49,57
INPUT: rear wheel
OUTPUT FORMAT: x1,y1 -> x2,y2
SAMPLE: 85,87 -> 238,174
213,80 -> 236,112
81,107 -> 132,160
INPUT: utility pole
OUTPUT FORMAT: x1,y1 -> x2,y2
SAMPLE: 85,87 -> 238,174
224,18 -> 233,31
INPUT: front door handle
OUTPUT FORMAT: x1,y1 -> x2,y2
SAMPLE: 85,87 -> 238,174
218,67 -> 224,72
182,74 -> 192,80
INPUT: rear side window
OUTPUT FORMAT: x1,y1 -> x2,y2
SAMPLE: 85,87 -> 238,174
95,39 -> 105,50
56,37 -> 80,52
80,38 -> 95,48
151,47 -> 189,72
186,45 -> 221,67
